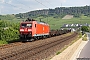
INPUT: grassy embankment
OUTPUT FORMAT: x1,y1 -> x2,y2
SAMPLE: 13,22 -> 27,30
82,33 -> 87,41
1,15 -> 90,29
35,15 -> 90,30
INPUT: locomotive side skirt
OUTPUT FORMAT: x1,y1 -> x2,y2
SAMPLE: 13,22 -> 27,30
33,33 -> 49,36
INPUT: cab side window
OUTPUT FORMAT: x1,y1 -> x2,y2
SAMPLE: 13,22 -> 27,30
35,24 -> 36,28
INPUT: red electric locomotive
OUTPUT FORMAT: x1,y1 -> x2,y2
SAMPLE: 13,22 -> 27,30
19,18 -> 50,41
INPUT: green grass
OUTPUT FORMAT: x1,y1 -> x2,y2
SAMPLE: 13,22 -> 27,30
56,45 -> 68,55
1,15 -> 90,30
38,16 -> 90,30
82,34 -> 87,41
0,40 -> 8,45
0,15 -> 26,23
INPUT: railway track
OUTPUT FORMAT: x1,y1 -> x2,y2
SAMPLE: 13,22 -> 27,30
0,42 -> 23,50
0,32 -> 78,60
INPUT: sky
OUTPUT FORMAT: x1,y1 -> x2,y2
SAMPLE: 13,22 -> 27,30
0,0 -> 90,15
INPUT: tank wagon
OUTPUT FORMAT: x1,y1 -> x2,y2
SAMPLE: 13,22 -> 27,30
19,18 -> 50,41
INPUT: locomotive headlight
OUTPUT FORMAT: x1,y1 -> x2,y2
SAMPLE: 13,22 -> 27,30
28,29 -> 31,31
20,29 -> 24,31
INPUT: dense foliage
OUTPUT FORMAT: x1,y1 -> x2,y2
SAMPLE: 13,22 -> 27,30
0,15 -> 15,20
81,26 -> 89,32
0,20 -> 19,44
15,5 -> 90,18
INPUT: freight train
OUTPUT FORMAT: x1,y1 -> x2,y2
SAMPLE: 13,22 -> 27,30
19,18 -> 71,41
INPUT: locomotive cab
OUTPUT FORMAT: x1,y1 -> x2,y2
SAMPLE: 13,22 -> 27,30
19,19 -> 37,40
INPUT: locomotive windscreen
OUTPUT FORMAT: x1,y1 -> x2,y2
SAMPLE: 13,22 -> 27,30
21,23 -> 32,28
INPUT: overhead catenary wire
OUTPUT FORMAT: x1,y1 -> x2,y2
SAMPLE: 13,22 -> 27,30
34,0 -> 49,8
0,1 -> 27,11
16,0 -> 53,9
44,0 -> 54,7
0,0 -> 51,13
15,0 -> 33,9
0,0 -> 53,15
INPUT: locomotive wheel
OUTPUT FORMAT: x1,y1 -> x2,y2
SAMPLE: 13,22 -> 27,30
30,39 -> 35,42
37,37 -> 40,40
42,36 -> 45,40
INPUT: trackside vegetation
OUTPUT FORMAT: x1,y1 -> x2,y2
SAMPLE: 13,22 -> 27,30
81,26 -> 89,32
56,32 -> 84,55
0,20 -> 19,45
82,34 -> 87,41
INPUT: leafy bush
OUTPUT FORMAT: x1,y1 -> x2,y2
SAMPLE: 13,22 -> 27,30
1,27 -> 19,41
0,20 -> 19,44
0,40 -> 8,45
82,34 -> 87,41
81,26 -> 89,32
78,32 -> 82,38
